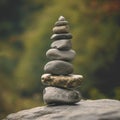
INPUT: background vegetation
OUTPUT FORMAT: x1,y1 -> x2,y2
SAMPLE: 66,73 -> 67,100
0,0 -> 120,119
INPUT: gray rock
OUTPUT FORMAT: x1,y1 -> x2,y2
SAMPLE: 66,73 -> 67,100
53,26 -> 69,33
43,87 -> 81,105
51,39 -> 72,50
41,74 -> 83,88
51,33 -> 72,40
46,49 -> 76,61
4,99 -> 120,120
44,60 -> 73,75
55,21 -> 68,26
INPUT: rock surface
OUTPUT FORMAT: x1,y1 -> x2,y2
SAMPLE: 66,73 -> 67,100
43,87 -> 81,105
4,99 -> 120,120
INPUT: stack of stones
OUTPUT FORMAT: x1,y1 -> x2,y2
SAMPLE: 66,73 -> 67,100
41,16 -> 83,105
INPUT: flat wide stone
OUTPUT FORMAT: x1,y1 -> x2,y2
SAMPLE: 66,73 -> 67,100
51,39 -> 72,50
41,74 -> 83,88
43,87 -> 81,105
44,60 -> 73,75
46,49 -> 76,61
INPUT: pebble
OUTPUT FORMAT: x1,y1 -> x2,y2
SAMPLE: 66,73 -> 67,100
58,16 -> 65,21
41,74 -> 83,88
44,60 -> 73,75
53,25 -> 69,34
50,33 -> 72,40
46,49 -> 76,61
51,39 -> 72,50
55,21 -> 68,26
43,87 -> 81,105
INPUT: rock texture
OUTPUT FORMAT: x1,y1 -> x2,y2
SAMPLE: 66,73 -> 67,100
3,99 -> 120,120
41,74 -> 83,88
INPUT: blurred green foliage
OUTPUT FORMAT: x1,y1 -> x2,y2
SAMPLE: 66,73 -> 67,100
0,0 -> 120,119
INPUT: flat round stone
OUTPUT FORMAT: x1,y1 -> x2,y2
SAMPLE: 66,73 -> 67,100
46,49 -> 76,61
51,33 -> 72,40
41,74 -> 83,88
44,60 -> 73,75
53,26 -> 69,34
43,87 -> 81,105
51,39 -> 72,50
55,21 -> 68,26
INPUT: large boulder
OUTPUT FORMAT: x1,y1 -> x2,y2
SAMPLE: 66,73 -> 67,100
3,99 -> 120,120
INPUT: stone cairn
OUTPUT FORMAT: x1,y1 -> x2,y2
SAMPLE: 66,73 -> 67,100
41,16 -> 83,105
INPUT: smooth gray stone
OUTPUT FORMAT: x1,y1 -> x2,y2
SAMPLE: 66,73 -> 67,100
53,26 -> 69,33
51,39 -> 72,50
4,99 -> 120,120
55,20 -> 68,26
51,33 -> 72,40
43,87 -> 81,105
44,60 -> 73,75
46,49 -> 76,61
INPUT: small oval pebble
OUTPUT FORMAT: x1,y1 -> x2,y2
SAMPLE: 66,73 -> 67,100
46,49 -> 76,61
51,39 -> 72,50
44,60 -> 73,75
51,33 -> 72,40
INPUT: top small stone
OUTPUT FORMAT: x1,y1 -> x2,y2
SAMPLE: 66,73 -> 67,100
58,16 -> 65,21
